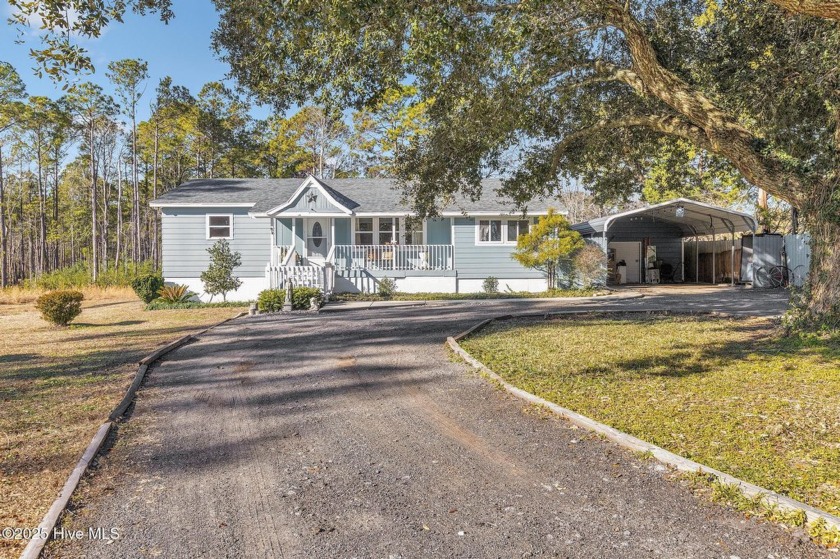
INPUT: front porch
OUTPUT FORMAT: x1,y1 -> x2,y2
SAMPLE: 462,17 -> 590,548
265,243 -> 455,294
263,177 -> 457,294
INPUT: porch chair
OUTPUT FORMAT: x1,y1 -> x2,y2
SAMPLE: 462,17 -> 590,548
415,250 -> 429,270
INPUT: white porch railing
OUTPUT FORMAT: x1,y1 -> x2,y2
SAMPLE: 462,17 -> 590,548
332,245 -> 453,272
266,263 -> 333,291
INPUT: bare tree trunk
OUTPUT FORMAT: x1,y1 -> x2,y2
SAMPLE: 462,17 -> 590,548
36,135 -> 47,275
0,146 -> 6,288
115,155 -> 123,269
757,188 -> 769,232
101,145 -> 110,271
90,121 -> 99,282
133,111 -> 140,265
18,160 -> 24,282
53,145 -> 60,270
152,122 -> 159,268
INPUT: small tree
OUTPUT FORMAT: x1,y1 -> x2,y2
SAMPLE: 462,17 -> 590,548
512,209 -> 584,290
573,244 -> 608,289
200,240 -> 242,301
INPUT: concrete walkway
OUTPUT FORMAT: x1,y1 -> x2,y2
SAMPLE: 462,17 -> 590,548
49,288 -> 828,558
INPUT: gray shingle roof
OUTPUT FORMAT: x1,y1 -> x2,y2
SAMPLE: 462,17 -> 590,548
150,176 -> 562,215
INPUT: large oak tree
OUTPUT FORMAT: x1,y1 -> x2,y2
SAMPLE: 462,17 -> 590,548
10,0 -> 839,324
212,0 -> 840,326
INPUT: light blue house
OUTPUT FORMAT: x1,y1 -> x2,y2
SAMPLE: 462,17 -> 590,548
149,176 -> 559,301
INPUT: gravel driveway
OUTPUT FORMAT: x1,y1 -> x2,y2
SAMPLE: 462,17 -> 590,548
49,288 -> 830,558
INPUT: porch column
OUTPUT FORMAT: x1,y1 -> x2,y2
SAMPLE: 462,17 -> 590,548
269,219 -> 275,266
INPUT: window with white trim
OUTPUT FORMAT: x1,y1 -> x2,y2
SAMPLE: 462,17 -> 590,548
207,214 -> 233,239
405,217 -> 424,245
478,220 -> 502,243
354,217 -> 406,245
507,219 -> 530,243
379,217 -> 399,244
355,218 -> 374,244
476,218 -> 531,245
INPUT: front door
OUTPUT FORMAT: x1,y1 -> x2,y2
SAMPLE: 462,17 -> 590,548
609,242 -> 641,283
305,218 -> 331,261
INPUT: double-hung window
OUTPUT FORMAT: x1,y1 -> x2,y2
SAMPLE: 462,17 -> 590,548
379,218 -> 399,244
477,218 -> 531,245
355,218 -> 374,245
478,220 -> 502,243
354,217 -> 407,245
207,215 -> 233,239
506,220 -> 530,243
404,217 -> 424,245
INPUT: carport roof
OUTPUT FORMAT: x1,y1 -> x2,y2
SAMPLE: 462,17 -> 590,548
571,198 -> 756,237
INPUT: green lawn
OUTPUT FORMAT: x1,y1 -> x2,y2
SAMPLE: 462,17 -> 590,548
459,314 -> 840,517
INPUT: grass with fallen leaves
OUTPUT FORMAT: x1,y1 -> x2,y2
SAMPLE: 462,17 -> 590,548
0,288 -> 246,559
460,314 -> 840,518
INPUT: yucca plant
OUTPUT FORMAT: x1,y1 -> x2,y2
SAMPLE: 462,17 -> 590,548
157,284 -> 194,303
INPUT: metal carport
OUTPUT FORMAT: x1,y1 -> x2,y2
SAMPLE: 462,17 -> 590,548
571,198 -> 757,286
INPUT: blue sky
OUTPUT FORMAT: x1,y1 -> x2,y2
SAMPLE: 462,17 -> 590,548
0,0 -> 272,121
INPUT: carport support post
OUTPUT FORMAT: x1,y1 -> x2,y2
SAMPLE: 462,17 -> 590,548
731,231 -> 736,286
711,230 -> 716,284
695,236 -> 699,283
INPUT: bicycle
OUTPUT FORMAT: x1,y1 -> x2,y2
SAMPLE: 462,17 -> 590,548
789,264 -> 808,287
659,261 -> 685,283
755,264 -> 795,288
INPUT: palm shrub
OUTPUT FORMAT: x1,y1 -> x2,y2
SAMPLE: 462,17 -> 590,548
35,290 -> 84,326
157,284 -> 194,303
131,274 -> 165,303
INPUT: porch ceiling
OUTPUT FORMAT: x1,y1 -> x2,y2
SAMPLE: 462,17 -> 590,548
573,198 -> 756,237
